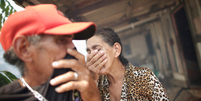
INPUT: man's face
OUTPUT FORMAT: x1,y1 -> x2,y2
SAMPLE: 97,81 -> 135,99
28,34 -> 75,84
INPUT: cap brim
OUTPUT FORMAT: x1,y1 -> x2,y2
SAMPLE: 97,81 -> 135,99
44,22 -> 96,40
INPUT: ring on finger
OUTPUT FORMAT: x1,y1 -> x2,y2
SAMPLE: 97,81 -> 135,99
74,72 -> 78,80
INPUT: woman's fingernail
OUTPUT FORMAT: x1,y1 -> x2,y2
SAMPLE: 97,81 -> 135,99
100,51 -> 104,53
94,50 -> 98,53
52,62 -> 59,67
103,54 -> 106,57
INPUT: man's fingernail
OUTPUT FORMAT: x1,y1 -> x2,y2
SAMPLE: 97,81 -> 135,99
50,79 -> 55,84
55,87 -> 60,92
52,62 -> 59,67
67,48 -> 73,52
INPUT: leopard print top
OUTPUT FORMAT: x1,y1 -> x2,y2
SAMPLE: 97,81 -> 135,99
97,64 -> 169,101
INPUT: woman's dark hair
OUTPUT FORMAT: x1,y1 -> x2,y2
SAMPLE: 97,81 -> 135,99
93,28 -> 129,66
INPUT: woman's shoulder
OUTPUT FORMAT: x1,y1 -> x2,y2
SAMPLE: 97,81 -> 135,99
127,63 -> 153,74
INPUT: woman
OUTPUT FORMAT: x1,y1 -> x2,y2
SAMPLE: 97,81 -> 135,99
86,28 -> 169,101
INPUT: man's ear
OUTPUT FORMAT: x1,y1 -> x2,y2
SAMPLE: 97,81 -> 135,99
113,42 -> 121,58
12,35 -> 32,62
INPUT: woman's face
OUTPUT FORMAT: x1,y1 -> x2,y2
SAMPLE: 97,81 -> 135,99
86,35 -> 116,74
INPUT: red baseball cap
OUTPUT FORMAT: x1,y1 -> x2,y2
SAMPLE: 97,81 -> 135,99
0,4 -> 96,51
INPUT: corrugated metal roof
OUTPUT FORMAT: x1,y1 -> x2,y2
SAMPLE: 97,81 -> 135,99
15,0 -> 177,32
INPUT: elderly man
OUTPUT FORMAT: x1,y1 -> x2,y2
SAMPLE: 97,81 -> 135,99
0,4 -> 101,101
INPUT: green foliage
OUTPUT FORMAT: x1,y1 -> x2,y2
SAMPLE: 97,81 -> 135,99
0,0 -> 18,87
0,73 -> 10,87
0,71 -> 18,87
0,0 -> 18,88
2,71 -> 18,81
0,0 -> 16,30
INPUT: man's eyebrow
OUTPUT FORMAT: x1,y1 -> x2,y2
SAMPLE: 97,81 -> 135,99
62,35 -> 74,38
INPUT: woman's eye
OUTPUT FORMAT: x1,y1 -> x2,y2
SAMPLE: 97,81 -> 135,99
98,48 -> 101,51
87,51 -> 91,54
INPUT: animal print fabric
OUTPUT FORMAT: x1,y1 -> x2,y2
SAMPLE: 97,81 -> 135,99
97,64 -> 169,101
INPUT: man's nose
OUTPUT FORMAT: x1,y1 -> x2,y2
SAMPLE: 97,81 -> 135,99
67,41 -> 75,49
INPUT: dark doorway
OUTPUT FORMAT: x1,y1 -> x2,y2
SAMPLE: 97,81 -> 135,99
171,4 -> 201,86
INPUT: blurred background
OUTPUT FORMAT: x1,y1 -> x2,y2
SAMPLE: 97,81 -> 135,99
1,0 -> 201,100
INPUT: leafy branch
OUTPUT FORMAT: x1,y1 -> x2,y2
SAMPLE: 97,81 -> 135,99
0,71 -> 18,87
0,0 -> 16,30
